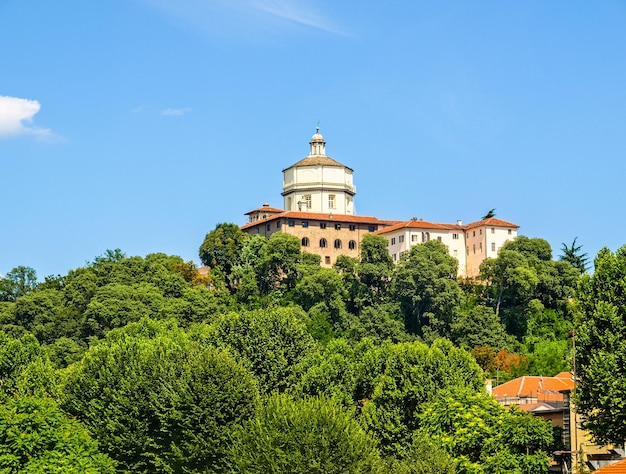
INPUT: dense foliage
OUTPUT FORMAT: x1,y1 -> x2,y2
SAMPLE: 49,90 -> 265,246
0,222 -> 604,472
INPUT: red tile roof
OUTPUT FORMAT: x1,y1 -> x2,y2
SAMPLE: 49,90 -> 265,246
464,217 -> 520,229
244,204 -> 284,215
374,219 -> 464,235
241,211 -> 399,230
594,459 -> 626,473
492,372 -> 574,404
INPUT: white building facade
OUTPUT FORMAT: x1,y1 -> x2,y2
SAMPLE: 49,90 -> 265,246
282,128 -> 356,215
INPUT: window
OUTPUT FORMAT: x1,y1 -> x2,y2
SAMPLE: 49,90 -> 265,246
466,246 -> 469,255
320,238 -> 327,248
508,229 -> 512,235
276,221 -> 281,228
454,249 -> 458,257
491,228 -> 495,234
349,224 -> 356,231
368,225 -> 376,232
335,223 -> 341,230
472,231 -> 476,237
304,194 -> 312,209
466,233 -> 469,239
393,253 -> 397,261
334,239 -> 342,249
328,194 -> 335,209
288,220 -> 295,227
391,237 -> 396,245
412,234 -> 418,242
479,242 -> 483,252
480,229 -> 483,235
302,221 -> 309,228
349,240 -> 356,250
473,244 -> 476,254
437,236 -> 442,242
266,224 -> 271,231
325,256 -> 331,265
399,235 -> 405,243
452,233 -> 459,240
320,223 -> 327,229
255,228 -> 260,234
422,232 -> 430,242
301,237 -> 309,247
491,242 -> 496,252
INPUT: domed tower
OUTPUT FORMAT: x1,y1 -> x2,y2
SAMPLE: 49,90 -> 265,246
282,128 -> 356,214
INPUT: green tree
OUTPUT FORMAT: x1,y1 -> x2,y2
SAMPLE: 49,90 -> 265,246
418,389 -> 553,474
198,222 -> 247,277
451,306 -> 512,352
576,245 -> 626,445
380,434 -> 456,474
229,394 -> 382,474
392,240 -> 463,337
358,234 -> 394,304
0,331 -> 58,401
61,318 -> 259,473
208,307 -> 317,393
0,266 -> 37,302
257,232 -> 302,295
559,237 -> 589,275
360,339 -> 484,453
0,396 -> 115,473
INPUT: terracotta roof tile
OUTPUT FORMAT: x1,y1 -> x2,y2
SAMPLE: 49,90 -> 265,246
594,458 -> 626,473
374,219 -> 464,235
244,204 -> 284,215
241,211 -> 399,230
492,373 -> 574,403
464,217 -> 520,230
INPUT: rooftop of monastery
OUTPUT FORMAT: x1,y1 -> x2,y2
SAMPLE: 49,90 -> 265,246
241,209 -> 400,231
374,216 -> 519,235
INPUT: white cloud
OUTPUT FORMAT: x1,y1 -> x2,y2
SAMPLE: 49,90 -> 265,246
0,96 -> 58,140
161,107 -> 192,116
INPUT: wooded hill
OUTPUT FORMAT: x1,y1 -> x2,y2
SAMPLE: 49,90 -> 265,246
0,224 -> 622,473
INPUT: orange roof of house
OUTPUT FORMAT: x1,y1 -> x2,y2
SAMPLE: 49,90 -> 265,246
241,210 -> 400,230
373,216 -> 519,235
244,204 -> 284,215
594,458 -> 626,473
492,372 -> 574,404
464,217 -> 520,229
374,219 -> 464,235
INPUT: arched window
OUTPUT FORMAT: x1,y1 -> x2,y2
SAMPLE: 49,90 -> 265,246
334,239 -> 342,249
348,240 -> 357,250
301,237 -> 309,247
320,238 -> 327,248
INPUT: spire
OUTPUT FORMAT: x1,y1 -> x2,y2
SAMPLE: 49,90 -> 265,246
309,125 -> 326,156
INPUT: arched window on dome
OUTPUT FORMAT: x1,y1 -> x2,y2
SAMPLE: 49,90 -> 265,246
320,238 -> 327,248
348,240 -> 356,250
334,239 -> 342,249
302,237 -> 310,247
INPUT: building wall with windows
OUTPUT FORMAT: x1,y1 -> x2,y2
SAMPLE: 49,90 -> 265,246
376,217 -> 518,278
241,210 -> 397,267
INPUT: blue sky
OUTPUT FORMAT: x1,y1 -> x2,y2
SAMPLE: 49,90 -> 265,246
2,1 -> 626,278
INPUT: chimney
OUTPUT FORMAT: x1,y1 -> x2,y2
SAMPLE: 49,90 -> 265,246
457,219 -> 462,226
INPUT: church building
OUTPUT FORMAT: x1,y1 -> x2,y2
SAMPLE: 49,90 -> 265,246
241,128 -> 519,277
